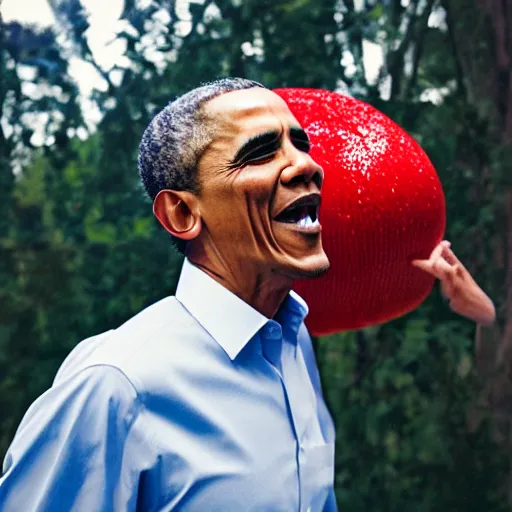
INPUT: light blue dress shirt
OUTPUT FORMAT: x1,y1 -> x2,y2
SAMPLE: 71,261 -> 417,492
0,259 -> 337,511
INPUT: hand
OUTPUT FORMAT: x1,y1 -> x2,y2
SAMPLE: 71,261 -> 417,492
412,241 -> 496,325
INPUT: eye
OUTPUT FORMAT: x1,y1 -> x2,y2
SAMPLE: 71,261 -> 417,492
242,142 -> 280,165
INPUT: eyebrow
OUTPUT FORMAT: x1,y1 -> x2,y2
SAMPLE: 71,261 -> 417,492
289,127 -> 309,144
231,127 -> 310,165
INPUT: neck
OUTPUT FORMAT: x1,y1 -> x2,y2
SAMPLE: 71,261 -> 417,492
187,244 -> 292,319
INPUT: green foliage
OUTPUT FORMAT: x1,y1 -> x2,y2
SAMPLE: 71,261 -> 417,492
318,305 -> 509,511
1,0 -> 510,509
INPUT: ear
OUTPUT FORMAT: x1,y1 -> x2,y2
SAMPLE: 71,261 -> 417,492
153,189 -> 202,242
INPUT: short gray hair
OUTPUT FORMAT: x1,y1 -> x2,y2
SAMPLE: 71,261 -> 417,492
138,77 -> 265,253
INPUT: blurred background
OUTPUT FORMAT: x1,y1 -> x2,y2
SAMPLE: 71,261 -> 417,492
1,0 -> 512,510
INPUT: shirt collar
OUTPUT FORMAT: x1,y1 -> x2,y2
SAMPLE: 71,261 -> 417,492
260,292 -> 309,371
175,259 -> 310,360
175,258 -> 268,360
275,290 -> 309,339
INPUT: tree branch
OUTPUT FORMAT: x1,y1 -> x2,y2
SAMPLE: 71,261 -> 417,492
387,0 -> 421,100
403,0 -> 436,101
344,0 -> 366,87
443,0 -> 468,99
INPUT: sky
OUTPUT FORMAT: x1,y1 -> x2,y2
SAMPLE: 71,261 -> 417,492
2,0 -> 56,25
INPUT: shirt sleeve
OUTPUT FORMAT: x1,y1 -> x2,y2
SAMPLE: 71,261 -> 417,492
0,364 -> 143,512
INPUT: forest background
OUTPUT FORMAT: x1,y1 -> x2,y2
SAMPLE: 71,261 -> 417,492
1,0 -> 512,510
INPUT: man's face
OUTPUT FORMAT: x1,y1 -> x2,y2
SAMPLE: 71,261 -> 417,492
194,87 -> 330,281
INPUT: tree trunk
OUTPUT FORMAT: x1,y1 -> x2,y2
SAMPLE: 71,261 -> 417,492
446,0 -> 512,502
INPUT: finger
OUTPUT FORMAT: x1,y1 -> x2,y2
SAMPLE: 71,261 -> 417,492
440,273 -> 456,299
413,256 -> 452,280
432,257 -> 455,280
412,259 -> 433,274
428,242 -> 446,262
442,246 -> 462,267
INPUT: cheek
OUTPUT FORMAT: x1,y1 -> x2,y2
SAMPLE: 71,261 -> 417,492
198,164 -> 279,240
235,165 -> 279,206
208,173 -> 274,214
200,181 -> 264,235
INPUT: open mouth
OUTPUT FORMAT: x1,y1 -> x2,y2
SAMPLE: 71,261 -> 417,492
274,194 -> 321,230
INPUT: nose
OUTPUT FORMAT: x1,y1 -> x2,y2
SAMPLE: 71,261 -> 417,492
280,146 -> 324,190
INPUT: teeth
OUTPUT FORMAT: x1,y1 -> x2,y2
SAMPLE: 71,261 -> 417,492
296,214 -> 319,228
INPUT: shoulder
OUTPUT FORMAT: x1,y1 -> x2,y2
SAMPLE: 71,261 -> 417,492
1,364 -> 146,511
54,296 -> 202,392
28,364 -> 141,429
6,364 -> 142,471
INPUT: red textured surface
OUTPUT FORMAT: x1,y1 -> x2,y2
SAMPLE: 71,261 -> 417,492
274,88 -> 446,335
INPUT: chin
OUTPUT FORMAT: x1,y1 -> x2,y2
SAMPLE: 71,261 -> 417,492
280,252 -> 331,280
298,259 -> 331,279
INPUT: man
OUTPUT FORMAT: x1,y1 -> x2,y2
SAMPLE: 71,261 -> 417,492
0,78 -> 495,511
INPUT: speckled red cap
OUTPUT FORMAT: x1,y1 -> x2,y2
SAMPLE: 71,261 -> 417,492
275,88 -> 446,335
